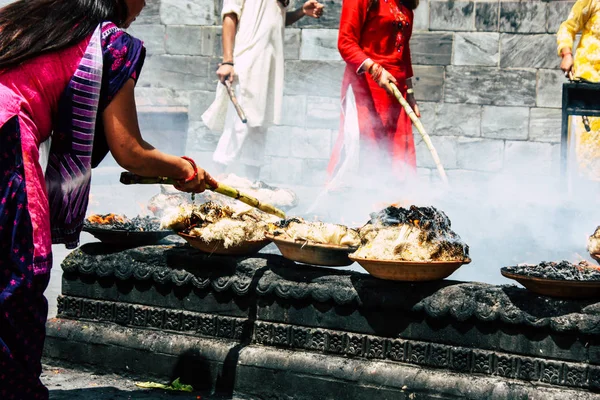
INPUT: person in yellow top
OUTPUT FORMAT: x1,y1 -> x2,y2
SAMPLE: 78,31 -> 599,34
557,0 -> 600,181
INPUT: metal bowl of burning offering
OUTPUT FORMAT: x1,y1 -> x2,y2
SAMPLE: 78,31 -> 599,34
83,214 -> 173,247
349,255 -> 471,281
266,233 -> 358,267
177,232 -> 270,256
501,261 -> 600,298
264,218 -> 361,267
162,201 -> 275,256
349,205 -> 471,281
587,226 -> 600,265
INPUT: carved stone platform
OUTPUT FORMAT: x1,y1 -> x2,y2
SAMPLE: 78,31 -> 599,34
44,243 -> 600,399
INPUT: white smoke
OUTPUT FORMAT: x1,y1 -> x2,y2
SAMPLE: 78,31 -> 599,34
291,144 -> 600,285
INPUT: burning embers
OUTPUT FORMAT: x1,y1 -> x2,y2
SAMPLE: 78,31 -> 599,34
160,201 -> 277,248
352,205 -> 470,262
267,218 -> 360,247
504,261 -> 600,281
84,214 -> 161,231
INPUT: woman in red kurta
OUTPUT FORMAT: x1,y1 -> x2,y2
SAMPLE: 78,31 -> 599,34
328,0 -> 419,182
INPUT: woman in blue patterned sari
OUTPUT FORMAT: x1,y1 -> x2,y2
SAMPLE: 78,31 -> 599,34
0,1 -> 217,398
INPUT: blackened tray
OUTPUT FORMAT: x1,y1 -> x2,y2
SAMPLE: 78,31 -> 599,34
501,268 -> 600,299
82,225 -> 173,247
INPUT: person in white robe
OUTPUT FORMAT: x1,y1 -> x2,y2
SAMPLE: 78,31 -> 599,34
201,0 -> 324,179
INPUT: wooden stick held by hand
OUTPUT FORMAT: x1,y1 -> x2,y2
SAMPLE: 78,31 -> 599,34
119,172 -> 286,219
388,82 -> 449,185
224,80 -> 248,123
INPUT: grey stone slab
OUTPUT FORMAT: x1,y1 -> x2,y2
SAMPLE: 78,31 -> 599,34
475,1 -> 499,32
268,156 -> 304,184
165,26 -> 203,56
187,120 -> 220,152
456,137 -> 504,171
529,108 -> 562,143
435,103 -> 482,137
134,88 -> 192,107
189,90 -> 218,121
413,65 -> 445,102
301,157 -> 330,186
138,55 -> 212,90
265,126 -> 295,157
160,0 -> 215,25
281,95 -> 308,127
410,32 -> 453,65
547,1 -> 575,33
284,60 -> 345,97
291,128 -> 333,159
500,34 -> 559,69
413,101 -> 436,135
446,168 -> 494,187
453,32 -> 499,66
300,29 -> 341,61
413,0 -> 430,31
136,0 -> 161,24
537,69 -> 566,109
499,1 -> 546,33
444,66 -> 536,106
200,26 -> 223,57
285,29 -> 301,60
429,1 -> 475,31
416,135 -> 458,169
214,0 -> 224,20
127,25 -> 166,56
306,96 -> 340,129
481,106 -> 529,140
503,140 -> 554,175
295,0 -> 342,29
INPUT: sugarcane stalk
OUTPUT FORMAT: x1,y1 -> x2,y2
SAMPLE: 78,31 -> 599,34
388,82 -> 449,185
120,172 -> 286,219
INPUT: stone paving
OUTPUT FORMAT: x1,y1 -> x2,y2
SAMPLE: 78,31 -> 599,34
43,362 -> 237,400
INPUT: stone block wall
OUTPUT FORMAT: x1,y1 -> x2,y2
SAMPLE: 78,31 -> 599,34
141,0 -> 574,185
2,0 -> 575,185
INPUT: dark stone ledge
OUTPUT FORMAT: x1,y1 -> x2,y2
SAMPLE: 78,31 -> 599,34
44,318 -> 600,399
62,244 -> 600,336
49,243 -> 600,396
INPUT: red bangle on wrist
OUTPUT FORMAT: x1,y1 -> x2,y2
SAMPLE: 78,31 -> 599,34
180,156 -> 198,183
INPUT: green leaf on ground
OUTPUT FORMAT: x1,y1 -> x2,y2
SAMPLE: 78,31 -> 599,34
135,377 -> 193,392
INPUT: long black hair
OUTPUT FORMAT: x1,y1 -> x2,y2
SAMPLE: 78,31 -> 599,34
403,0 -> 419,10
0,0 -> 128,70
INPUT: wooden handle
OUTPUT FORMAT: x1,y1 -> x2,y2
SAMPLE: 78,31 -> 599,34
224,80 -> 248,123
119,172 -> 286,219
388,82 -> 449,185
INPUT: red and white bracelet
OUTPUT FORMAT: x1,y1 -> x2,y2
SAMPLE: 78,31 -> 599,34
180,156 -> 198,183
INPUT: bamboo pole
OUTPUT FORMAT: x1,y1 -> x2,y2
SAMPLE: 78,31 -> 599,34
388,82 -> 449,185
119,172 -> 286,219
224,80 -> 248,123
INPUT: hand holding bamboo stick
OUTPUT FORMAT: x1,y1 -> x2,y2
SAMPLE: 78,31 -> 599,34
119,172 -> 286,219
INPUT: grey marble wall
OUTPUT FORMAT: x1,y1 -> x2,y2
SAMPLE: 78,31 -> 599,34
129,0 -> 574,185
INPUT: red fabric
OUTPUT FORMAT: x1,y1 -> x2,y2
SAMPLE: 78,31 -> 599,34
329,0 -> 416,179
337,0 -> 414,80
